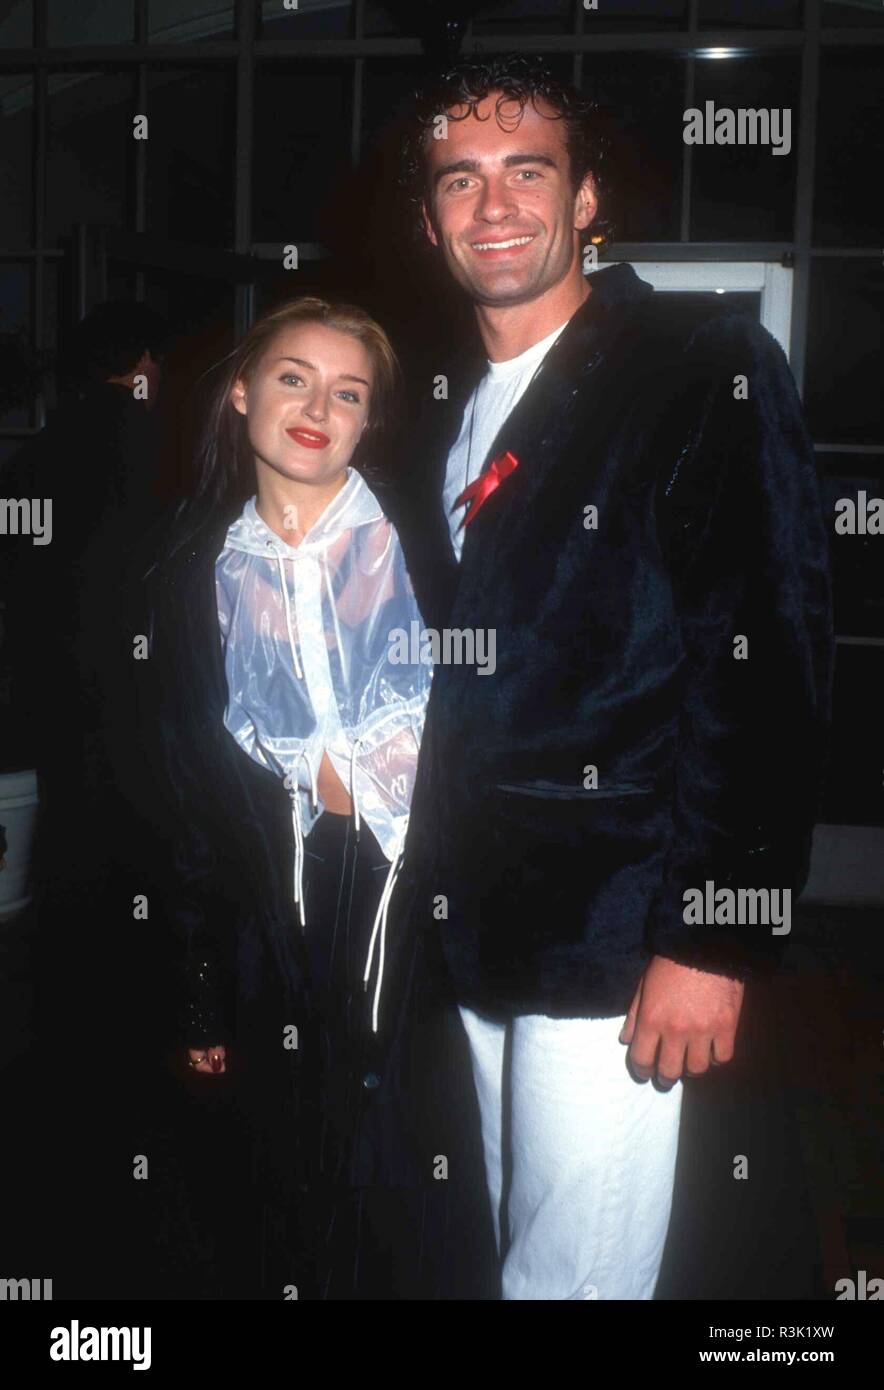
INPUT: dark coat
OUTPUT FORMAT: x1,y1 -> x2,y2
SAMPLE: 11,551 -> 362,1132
385,263 -> 834,1021
132,503 -> 497,1297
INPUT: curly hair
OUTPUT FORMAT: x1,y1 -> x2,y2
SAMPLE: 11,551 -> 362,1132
400,55 -> 612,253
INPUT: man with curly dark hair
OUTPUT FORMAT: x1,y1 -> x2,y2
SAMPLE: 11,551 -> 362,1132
389,56 -> 832,1301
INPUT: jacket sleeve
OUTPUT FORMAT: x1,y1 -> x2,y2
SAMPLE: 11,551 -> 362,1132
136,556 -> 234,1049
645,312 -> 834,978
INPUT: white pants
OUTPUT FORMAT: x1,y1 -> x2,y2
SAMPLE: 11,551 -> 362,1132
458,1006 -> 683,1301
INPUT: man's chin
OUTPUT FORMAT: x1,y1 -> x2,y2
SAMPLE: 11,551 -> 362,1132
470,276 -> 547,307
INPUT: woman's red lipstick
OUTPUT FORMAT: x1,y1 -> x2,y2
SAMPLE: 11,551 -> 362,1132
286,427 -> 330,449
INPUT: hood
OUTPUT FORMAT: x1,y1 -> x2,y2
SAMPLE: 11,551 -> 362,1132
222,467 -> 383,558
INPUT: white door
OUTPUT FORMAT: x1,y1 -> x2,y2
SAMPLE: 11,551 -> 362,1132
601,260 -> 794,362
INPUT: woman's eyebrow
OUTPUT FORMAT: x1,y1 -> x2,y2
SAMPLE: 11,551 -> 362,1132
274,356 -> 369,387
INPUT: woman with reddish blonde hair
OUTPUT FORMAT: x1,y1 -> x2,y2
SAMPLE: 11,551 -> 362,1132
138,296 -> 490,1298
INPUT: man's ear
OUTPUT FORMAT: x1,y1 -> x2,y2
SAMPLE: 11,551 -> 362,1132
574,172 -> 598,232
230,377 -> 248,416
420,198 -> 439,248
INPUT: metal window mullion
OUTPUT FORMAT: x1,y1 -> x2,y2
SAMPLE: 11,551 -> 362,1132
350,59 -> 364,167
680,0 -> 699,243
814,444 -> 884,455
7,28 -> 884,65
135,0 -> 149,301
134,62 -> 147,301
1,31 -> 847,67
351,2 -> 365,178
33,0 -> 48,429
812,247 -> 881,258
573,0 -> 584,90
234,0 -> 255,335
789,0 -> 822,396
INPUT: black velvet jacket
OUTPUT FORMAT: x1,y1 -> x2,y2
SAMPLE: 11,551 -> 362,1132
384,263 -> 834,1020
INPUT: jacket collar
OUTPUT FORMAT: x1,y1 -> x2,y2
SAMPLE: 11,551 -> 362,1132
151,468 -> 386,583
448,263 -> 655,493
447,262 -> 654,405
224,468 -> 382,559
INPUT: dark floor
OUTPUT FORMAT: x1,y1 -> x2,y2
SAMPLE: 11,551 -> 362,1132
1,898 -> 881,1301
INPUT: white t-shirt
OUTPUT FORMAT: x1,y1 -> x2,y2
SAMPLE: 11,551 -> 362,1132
443,318 -> 571,560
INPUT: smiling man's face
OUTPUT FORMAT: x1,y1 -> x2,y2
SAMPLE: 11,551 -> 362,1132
421,91 -> 597,308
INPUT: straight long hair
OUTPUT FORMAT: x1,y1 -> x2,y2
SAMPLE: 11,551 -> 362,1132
163,296 -> 401,561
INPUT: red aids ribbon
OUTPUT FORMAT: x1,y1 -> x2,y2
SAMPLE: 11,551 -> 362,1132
454,450 -> 520,531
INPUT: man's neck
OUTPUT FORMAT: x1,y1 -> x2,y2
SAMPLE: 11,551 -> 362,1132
474,271 -> 591,363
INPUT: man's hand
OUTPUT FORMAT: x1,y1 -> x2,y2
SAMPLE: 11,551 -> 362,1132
619,956 -> 744,1087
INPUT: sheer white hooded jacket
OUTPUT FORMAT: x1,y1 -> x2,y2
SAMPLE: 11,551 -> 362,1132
214,468 -> 430,1028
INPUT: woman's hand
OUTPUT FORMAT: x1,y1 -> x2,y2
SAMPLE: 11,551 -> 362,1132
187,1044 -> 227,1075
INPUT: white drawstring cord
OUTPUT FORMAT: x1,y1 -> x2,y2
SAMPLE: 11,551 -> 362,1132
363,815 -> 409,1034
289,783 -> 305,929
322,551 -> 348,688
287,750 -> 318,931
268,541 -> 304,680
266,538 -> 315,926
349,736 -> 364,834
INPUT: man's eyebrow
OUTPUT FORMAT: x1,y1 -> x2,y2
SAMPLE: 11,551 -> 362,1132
432,152 -> 559,187
274,356 -> 370,388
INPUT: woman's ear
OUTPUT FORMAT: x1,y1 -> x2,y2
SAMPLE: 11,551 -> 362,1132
230,377 -> 248,416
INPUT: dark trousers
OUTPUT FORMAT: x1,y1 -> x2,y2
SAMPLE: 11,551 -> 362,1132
278,809 -> 494,1299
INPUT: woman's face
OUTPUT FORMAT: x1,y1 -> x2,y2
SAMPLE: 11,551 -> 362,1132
231,320 -> 373,489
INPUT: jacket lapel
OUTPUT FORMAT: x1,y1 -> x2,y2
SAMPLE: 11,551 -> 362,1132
456,265 -> 655,563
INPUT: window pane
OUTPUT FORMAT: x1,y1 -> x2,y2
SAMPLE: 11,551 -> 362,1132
0,75 -> 33,245
259,0 -> 353,39
571,0 -> 686,30
47,0 -> 134,44
814,49 -> 884,247
700,0 -> 802,25
804,259 -> 884,447
145,69 -> 235,247
581,57 -> 685,242
823,0 -> 884,26
0,439 -> 26,471
362,58 -> 430,156
473,0 -> 573,37
0,2 -> 32,46
46,72 -> 134,245
40,259 -> 59,413
820,459 -> 884,640
364,2 -> 403,36
253,62 -> 352,242
824,647 -> 884,825
0,264 -> 32,428
690,55 -> 800,240
149,0 -> 233,41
